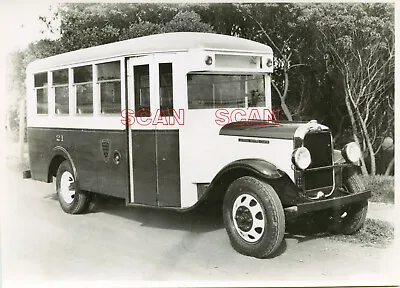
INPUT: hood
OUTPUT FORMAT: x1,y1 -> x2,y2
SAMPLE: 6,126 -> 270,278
219,120 -> 322,140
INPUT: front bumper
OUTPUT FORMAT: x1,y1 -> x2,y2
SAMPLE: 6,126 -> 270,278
284,190 -> 371,216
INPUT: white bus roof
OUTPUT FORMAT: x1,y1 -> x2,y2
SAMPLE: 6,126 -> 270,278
27,32 -> 273,71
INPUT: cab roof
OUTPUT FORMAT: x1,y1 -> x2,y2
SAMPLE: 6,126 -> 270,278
27,32 -> 273,71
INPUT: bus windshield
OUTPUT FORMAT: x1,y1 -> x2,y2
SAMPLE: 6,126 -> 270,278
187,73 -> 266,109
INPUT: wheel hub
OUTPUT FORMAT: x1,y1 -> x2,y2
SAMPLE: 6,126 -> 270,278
235,206 -> 253,232
60,171 -> 76,204
232,194 -> 266,243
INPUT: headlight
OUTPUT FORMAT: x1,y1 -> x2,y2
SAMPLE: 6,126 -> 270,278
266,58 -> 273,67
292,147 -> 311,170
342,142 -> 361,164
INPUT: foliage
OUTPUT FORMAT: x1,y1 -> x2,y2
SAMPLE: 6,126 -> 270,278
287,216 -> 394,248
54,4 -> 212,50
296,3 -> 394,175
329,218 -> 394,248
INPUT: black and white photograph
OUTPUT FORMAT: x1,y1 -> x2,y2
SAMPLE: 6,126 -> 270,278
1,1 -> 397,287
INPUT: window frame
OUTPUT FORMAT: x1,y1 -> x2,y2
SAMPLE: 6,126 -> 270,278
51,68 -> 70,115
134,64 -> 151,117
34,72 -> 49,115
96,60 -> 122,115
187,72 -> 267,110
158,62 -> 174,117
73,64 -> 94,115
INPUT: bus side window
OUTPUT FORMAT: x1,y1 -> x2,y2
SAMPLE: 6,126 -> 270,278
98,61 -> 121,114
34,72 -> 48,114
53,69 -> 69,114
74,65 -> 93,114
134,65 -> 151,117
159,63 -> 173,116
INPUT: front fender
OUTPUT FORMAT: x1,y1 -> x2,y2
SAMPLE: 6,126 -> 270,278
215,158 -> 285,180
196,158 -> 301,208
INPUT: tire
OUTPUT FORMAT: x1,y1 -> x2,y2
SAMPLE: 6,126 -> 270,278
330,174 -> 368,234
56,160 -> 90,214
223,176 -> 285,258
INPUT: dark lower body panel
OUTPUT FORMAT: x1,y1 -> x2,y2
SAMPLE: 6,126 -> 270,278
27,127 -> 129,199
131,130 -> 181,207
27,127 -> 181,208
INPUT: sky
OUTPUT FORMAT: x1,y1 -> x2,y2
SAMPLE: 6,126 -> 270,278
0,1 -> 60,120
1,1 -> 59,54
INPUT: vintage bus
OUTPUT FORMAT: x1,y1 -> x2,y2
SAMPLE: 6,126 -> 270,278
25,32 -> 370,258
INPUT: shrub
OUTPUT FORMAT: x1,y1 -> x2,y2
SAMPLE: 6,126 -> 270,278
362,175 -> 394,203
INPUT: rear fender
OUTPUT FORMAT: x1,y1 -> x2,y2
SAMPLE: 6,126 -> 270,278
48,146 -> 79,188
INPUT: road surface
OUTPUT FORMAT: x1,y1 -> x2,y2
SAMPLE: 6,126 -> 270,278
1,166 -> 398,288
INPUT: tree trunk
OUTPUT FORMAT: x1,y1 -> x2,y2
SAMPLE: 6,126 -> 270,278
384,157 -> 394,176
343,78 -> 368,175
272,72 -> 293,121
279,99 -> 293,121
19,99 -> 26,163
349,92 -> 376,175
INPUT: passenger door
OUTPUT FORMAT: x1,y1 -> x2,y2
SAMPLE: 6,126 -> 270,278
127,56 -> 157,205
127,55 -> 181,207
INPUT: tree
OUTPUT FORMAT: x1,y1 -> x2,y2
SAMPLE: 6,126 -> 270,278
236,4 -> 309,121
51,4 -> 212,50
195,3 -> 313,121
298,3 -> 394,175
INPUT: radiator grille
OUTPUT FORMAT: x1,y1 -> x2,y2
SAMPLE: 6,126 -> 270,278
304,131 -> 332,167
302,131 -> 334,193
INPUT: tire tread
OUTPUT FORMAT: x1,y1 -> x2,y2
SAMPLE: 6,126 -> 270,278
56,160 -> 90,214
223,176 -> 285,258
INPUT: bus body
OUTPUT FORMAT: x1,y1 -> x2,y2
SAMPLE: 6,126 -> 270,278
26,32 -> 370,258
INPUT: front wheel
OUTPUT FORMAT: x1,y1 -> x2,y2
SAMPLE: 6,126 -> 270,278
329,174 -> 368,234
223,176 -> 285,258
56,160 -> 90,214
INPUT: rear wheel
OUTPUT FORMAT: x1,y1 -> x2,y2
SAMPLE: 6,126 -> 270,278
223,176 -> 285,258
56,160 -> 90,214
